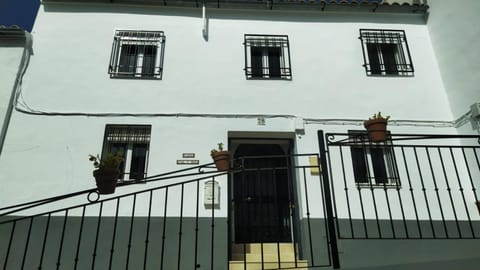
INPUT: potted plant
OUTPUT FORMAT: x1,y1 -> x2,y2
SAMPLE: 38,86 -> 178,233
88,152 -> 124,194
364,112 -> 390,142
210,143 -> 230,171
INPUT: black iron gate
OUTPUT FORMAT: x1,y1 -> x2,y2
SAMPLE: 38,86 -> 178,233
320,130 -> 480,242
228,138 -> 338,269
232,144 -> 292,243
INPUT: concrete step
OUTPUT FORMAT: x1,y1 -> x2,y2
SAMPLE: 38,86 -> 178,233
229,260 -> 309,270
229,243 -> 307,270
231,252 -> 298,262
231,243 -> 296,255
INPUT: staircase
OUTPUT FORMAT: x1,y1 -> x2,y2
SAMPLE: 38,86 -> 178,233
229,243 -> 308,270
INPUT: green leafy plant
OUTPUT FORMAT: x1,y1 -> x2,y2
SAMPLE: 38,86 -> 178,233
88,152 -> 124,170
366,112 -> 390,121
210,142 -> 225,156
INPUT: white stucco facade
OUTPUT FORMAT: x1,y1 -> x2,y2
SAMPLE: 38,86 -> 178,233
427,0 -> 480,119
21,4 -> 452,119
0,28 -> 31,156
0,47 -> 23,124
0,1 -> 470,209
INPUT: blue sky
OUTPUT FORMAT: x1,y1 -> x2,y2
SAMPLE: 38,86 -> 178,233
0,0 -> 40,32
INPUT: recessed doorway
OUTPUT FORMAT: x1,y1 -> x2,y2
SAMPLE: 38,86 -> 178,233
229,138 -> 294,243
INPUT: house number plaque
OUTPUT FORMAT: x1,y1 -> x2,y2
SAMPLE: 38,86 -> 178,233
182,153 -> 195,158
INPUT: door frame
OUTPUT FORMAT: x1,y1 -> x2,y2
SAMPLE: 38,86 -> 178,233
227,136 -> 297,247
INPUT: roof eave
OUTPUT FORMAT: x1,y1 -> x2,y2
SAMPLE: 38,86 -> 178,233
0,26 -> 30,43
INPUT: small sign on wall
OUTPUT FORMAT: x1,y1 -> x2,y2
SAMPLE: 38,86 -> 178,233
177,159 -> 199,165
177,152 -> 198,165
182,153 -> 195,158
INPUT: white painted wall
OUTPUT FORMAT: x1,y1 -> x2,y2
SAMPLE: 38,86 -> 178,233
427,0 -> 480,121
2,2 -> 475,221
0,46 -> 23,120
0,44 -> 25,153
21,4 -> 451,120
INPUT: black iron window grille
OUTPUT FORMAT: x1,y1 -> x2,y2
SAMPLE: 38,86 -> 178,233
349,131 -> 400,187
359,29 -> 414,76
108,30 -> 165,79
102,125 -> 151,181
244,34 -> 292,79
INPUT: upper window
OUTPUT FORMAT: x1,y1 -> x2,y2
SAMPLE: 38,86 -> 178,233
102,125 -> 151,181
349,131 -> 400,187
108,30 -> 165,79
244,34 -> 292,80
359,29 -> 413,76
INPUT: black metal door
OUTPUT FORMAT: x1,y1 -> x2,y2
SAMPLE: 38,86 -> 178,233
233,144 -> 292,243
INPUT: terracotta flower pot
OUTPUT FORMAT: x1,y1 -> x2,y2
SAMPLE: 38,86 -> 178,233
364,118 -> 388,142
93,168 -> 119,194
211,151 -> 230,171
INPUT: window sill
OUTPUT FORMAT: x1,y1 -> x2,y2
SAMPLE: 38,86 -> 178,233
246,77 -> 292,81
356,183 -> 401,189
109,74 -> 162,80
366,73 -> 414,78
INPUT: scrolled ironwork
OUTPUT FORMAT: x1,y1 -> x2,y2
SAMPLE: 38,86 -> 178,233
326,134 -> 336,143
87,191 -> 100,203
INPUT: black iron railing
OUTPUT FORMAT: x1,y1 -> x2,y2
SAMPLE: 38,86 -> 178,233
4,132 -> 475,270
0,163 -> 228,270
0,155 -> 332,270
228,154 -> 332,269
323,133 -> 480,239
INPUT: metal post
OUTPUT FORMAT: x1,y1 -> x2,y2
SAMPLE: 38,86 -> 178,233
317,130 -> 340,269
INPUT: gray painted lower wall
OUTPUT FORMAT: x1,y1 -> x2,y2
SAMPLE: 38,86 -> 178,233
347,257 -> 480,270
0,217 -> 227,270
1,216 -> 480,270
298,218 -> 331,267
297,218 -> 480,269
299,219 -> 480,270
336,218 -> 480,239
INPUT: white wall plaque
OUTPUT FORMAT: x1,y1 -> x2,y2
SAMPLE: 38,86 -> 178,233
177,160 -> 199,165
182,153 -> 195,158
204,180 -> 220,207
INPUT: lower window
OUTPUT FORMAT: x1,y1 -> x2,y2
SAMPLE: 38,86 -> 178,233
102,125 -> 151,181
349,131 -> 400,187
